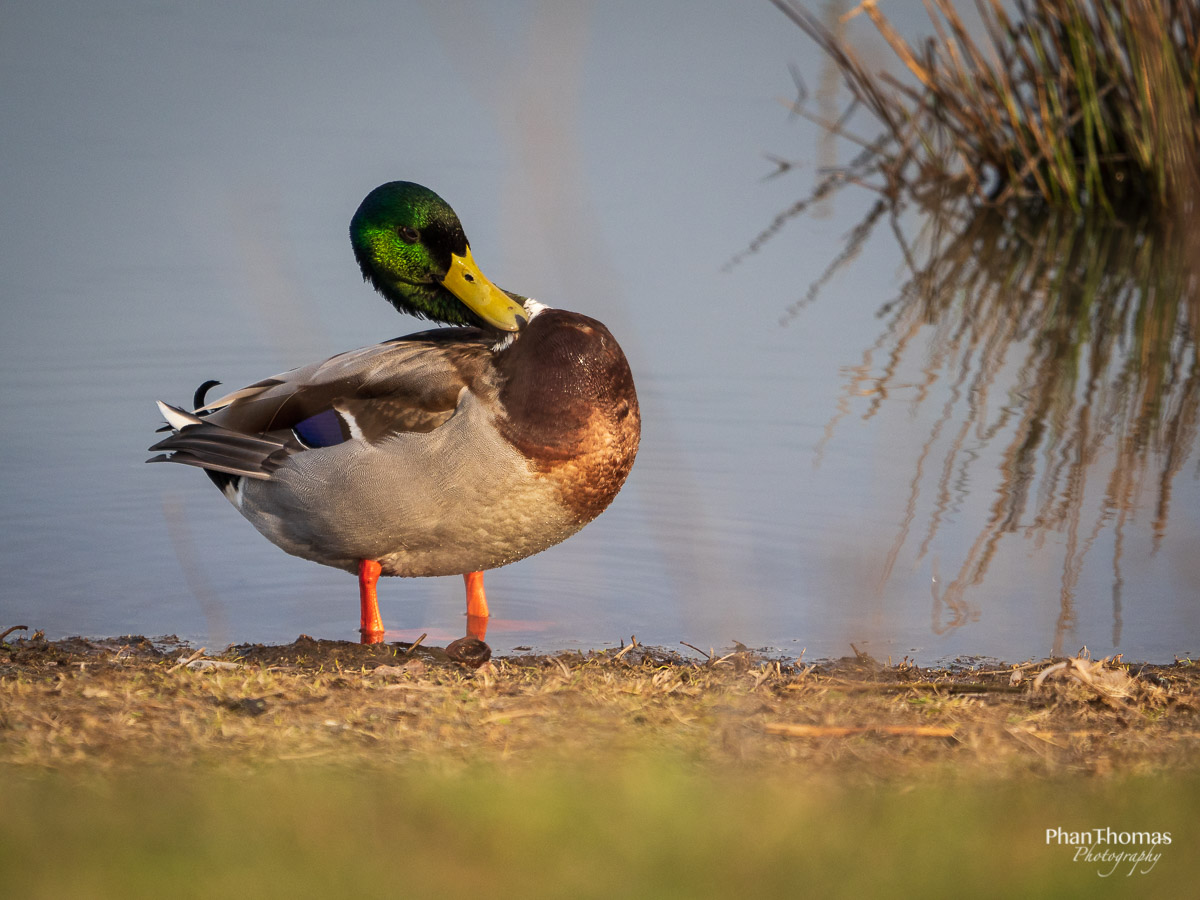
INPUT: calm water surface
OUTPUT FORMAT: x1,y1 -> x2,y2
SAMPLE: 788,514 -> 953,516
2,2 -> 1197,661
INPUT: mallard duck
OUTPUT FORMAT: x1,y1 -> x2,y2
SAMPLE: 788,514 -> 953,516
148,182 -> 639,646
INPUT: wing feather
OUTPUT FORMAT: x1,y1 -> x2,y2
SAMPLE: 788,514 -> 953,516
148,328 -> 497,477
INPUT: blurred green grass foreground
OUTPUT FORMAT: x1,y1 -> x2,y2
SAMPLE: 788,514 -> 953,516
2,765 -> 1198,899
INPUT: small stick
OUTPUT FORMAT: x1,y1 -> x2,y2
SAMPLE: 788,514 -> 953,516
399,633 -> 427,659
0,625 -> 28,643
168,647 -> 207,673
713,643 -> 751,666
766,722 -> 956,739
680,641 -> 712,660
849,643 -> 875,662
1033,660 -> 1070,688
613,635 -> 639,662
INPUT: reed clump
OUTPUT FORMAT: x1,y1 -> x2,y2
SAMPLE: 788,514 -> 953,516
772,0 -> 1200,218
743,2 -> 1200,660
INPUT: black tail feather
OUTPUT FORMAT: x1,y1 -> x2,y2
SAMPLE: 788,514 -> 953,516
193,379 -> 222,413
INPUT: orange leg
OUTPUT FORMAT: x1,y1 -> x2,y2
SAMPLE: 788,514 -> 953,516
359,559 -> 385,644
463,570 -> 489,641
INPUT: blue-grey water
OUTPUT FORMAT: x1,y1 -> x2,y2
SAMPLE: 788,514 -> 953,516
3,1 -> 1197,662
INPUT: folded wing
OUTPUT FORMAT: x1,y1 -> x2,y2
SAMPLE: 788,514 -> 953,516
148,328 -> 495,480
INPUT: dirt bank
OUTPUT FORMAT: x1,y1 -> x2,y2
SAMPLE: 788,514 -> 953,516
3,629 -> 1197,777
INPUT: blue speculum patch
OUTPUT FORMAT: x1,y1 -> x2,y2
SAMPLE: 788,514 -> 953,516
293,408 -> 347,448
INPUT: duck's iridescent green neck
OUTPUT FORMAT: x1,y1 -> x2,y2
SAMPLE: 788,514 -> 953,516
362,260 -> 487,328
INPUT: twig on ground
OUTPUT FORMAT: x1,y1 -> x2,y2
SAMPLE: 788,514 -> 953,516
766,722 -> 957,739
613,635 -> 640,662
0,625 -> 29,643
399,633 -> 427,659
168,647 -> 207,673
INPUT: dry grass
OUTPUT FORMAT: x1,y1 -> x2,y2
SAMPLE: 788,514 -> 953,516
3,633 -> 1198,778
770,0 -> 1200,218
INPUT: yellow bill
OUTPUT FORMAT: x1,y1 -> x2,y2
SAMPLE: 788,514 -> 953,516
442,246 -> 526,331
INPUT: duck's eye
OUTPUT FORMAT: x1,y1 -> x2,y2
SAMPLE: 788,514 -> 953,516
397,225 -> 420,243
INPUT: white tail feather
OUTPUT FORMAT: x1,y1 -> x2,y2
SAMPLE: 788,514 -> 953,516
156,401 -> 203,432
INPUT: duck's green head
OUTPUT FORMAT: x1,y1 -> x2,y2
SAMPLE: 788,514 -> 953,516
350,182 -> 527,331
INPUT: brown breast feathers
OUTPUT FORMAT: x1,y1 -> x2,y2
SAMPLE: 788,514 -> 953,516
495,309 -> 640,522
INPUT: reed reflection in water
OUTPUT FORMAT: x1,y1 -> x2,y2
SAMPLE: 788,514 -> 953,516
813,210 -> 1198,655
